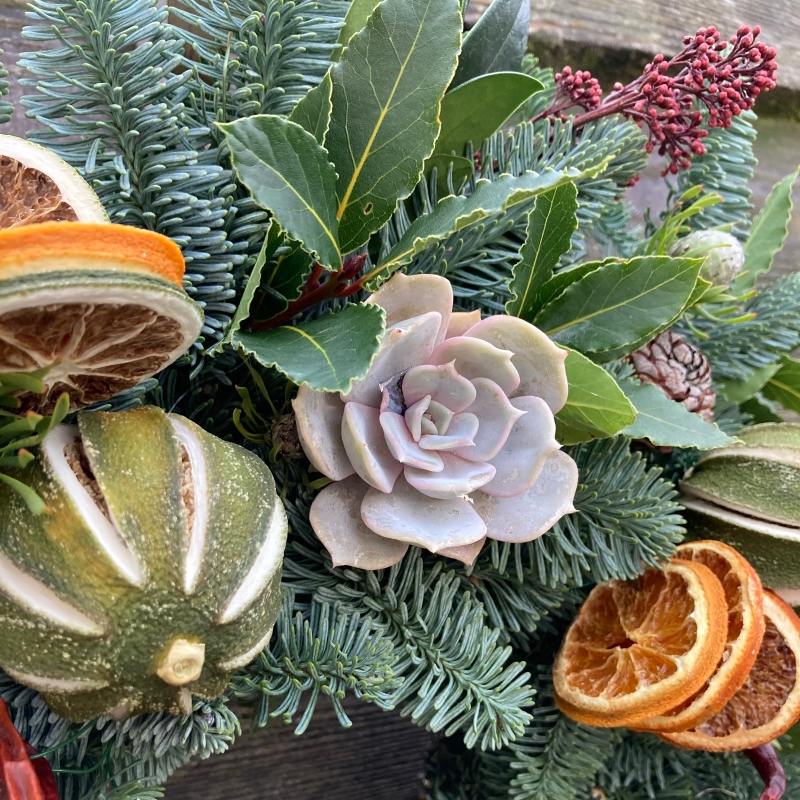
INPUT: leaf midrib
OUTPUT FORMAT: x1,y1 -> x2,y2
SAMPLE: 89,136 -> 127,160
249,153 -> 340,259
514,193 -> 555,315
336,0 -> 434,221
542,262 -> 695,335
283,325 -> 339,380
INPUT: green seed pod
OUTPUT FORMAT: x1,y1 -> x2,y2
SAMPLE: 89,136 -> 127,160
0,406 -> 287,721
671,230 -> 745,287
681,423 -> 800,605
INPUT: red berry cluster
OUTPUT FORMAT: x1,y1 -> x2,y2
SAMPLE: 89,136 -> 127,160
549,66 -> 603,119
537,25 -> 778,175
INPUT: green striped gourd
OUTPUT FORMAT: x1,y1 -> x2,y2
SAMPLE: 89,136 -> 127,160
0,407 -> 286,721
681,423 -> 800,605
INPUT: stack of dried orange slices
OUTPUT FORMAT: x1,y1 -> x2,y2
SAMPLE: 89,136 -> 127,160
553,540 -> 800,751
0,134 -> 203,412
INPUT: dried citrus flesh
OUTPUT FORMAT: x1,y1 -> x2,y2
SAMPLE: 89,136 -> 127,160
553,560 -> 728,727
0,223 -> 184,287
0,272 -> 202,413
0,135 -> 107,228
661,592 -> 800,751
633,541 -> 765,733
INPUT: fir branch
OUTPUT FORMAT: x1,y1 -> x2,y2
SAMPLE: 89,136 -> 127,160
498,438 -> 685,589
0,49 -> 12,125
230,589 -> 400,734
380,114 -> 647,316
423,739 -> 509,800
172,0 -> 347,126
689,750 -> 767,800
20,0 -> 239,352
680,272 -> 800,380
598,730 -> 691,800
320,553 -> 534,750
84,782 -> 165,800
507,669 -> 618,800
677,110 -> 757,238
0,671 -> 238,796
277,485 -> 536,752
463,541 -> 584,646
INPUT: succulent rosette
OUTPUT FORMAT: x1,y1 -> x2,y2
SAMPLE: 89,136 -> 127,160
293,274 -> 579,569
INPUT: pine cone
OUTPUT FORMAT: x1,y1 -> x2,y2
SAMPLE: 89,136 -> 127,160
629,331 -> 716,421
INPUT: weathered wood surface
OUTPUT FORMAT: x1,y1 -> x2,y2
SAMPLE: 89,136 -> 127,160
164,699 -> 435,799
467,0 -> 800,91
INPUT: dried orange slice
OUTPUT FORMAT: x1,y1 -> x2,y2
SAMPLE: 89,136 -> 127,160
633,540 -> 765,733
661,591 -> 800,751
0,223 -> 202,411
0,135 -> 107,228
553,560 -> 728,727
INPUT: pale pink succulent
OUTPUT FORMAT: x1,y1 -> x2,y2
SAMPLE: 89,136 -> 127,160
293,273 -> 579,570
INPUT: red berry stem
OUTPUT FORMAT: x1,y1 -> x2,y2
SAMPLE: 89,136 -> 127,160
534,25 -> 777,175
249,253 -> 370,332
744,743 -> 786,800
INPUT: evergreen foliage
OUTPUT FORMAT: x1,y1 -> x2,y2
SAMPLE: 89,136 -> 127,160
505,670 -> 618,800
0,669 -> 237,796
524,438 -> 684,587
231,589 -> 399,733
0,50 -> 11,125
281,492 -> 536,749
680,271 -> 800,380
676,110 -> 757,238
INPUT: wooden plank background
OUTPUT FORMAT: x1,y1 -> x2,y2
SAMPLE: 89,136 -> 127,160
468,0 -> 800,90
164,699 -> 435,799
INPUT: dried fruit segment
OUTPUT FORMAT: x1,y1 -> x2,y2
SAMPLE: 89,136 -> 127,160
553,560 -> 728,727
634,540 -> 765,733
0,135 -> 107,228
0,224 -> 202,411
662,592 -> 800,751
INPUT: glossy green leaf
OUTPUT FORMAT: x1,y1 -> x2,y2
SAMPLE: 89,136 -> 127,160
451,0 -> 530,88
289,73 -> 333,146
221,115 -> 341,270
373,169 -> 587,286
535,256 -> 703,360
740,395 -> 783,424
233,303 -> 386,393
620,379 -> 737,449
333,0 -> 381,60
716,363 -> 780,404
328,0 -> 462,254
735,168 -> 799,291
762,357 -> 800,413
683,275 -> 714,309
555,350 -> 637,445
434,72 -> 543,158
506,182 -> 578,319
532,259 -> 617,315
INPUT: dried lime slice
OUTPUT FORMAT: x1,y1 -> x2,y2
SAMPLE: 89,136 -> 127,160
0,222 -> 203,411
0,135 -> 107,228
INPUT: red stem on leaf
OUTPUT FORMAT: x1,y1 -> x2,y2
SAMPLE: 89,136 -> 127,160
249,254 -> 370,333
0,698 -> 58,800
744,743 -> 786,800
